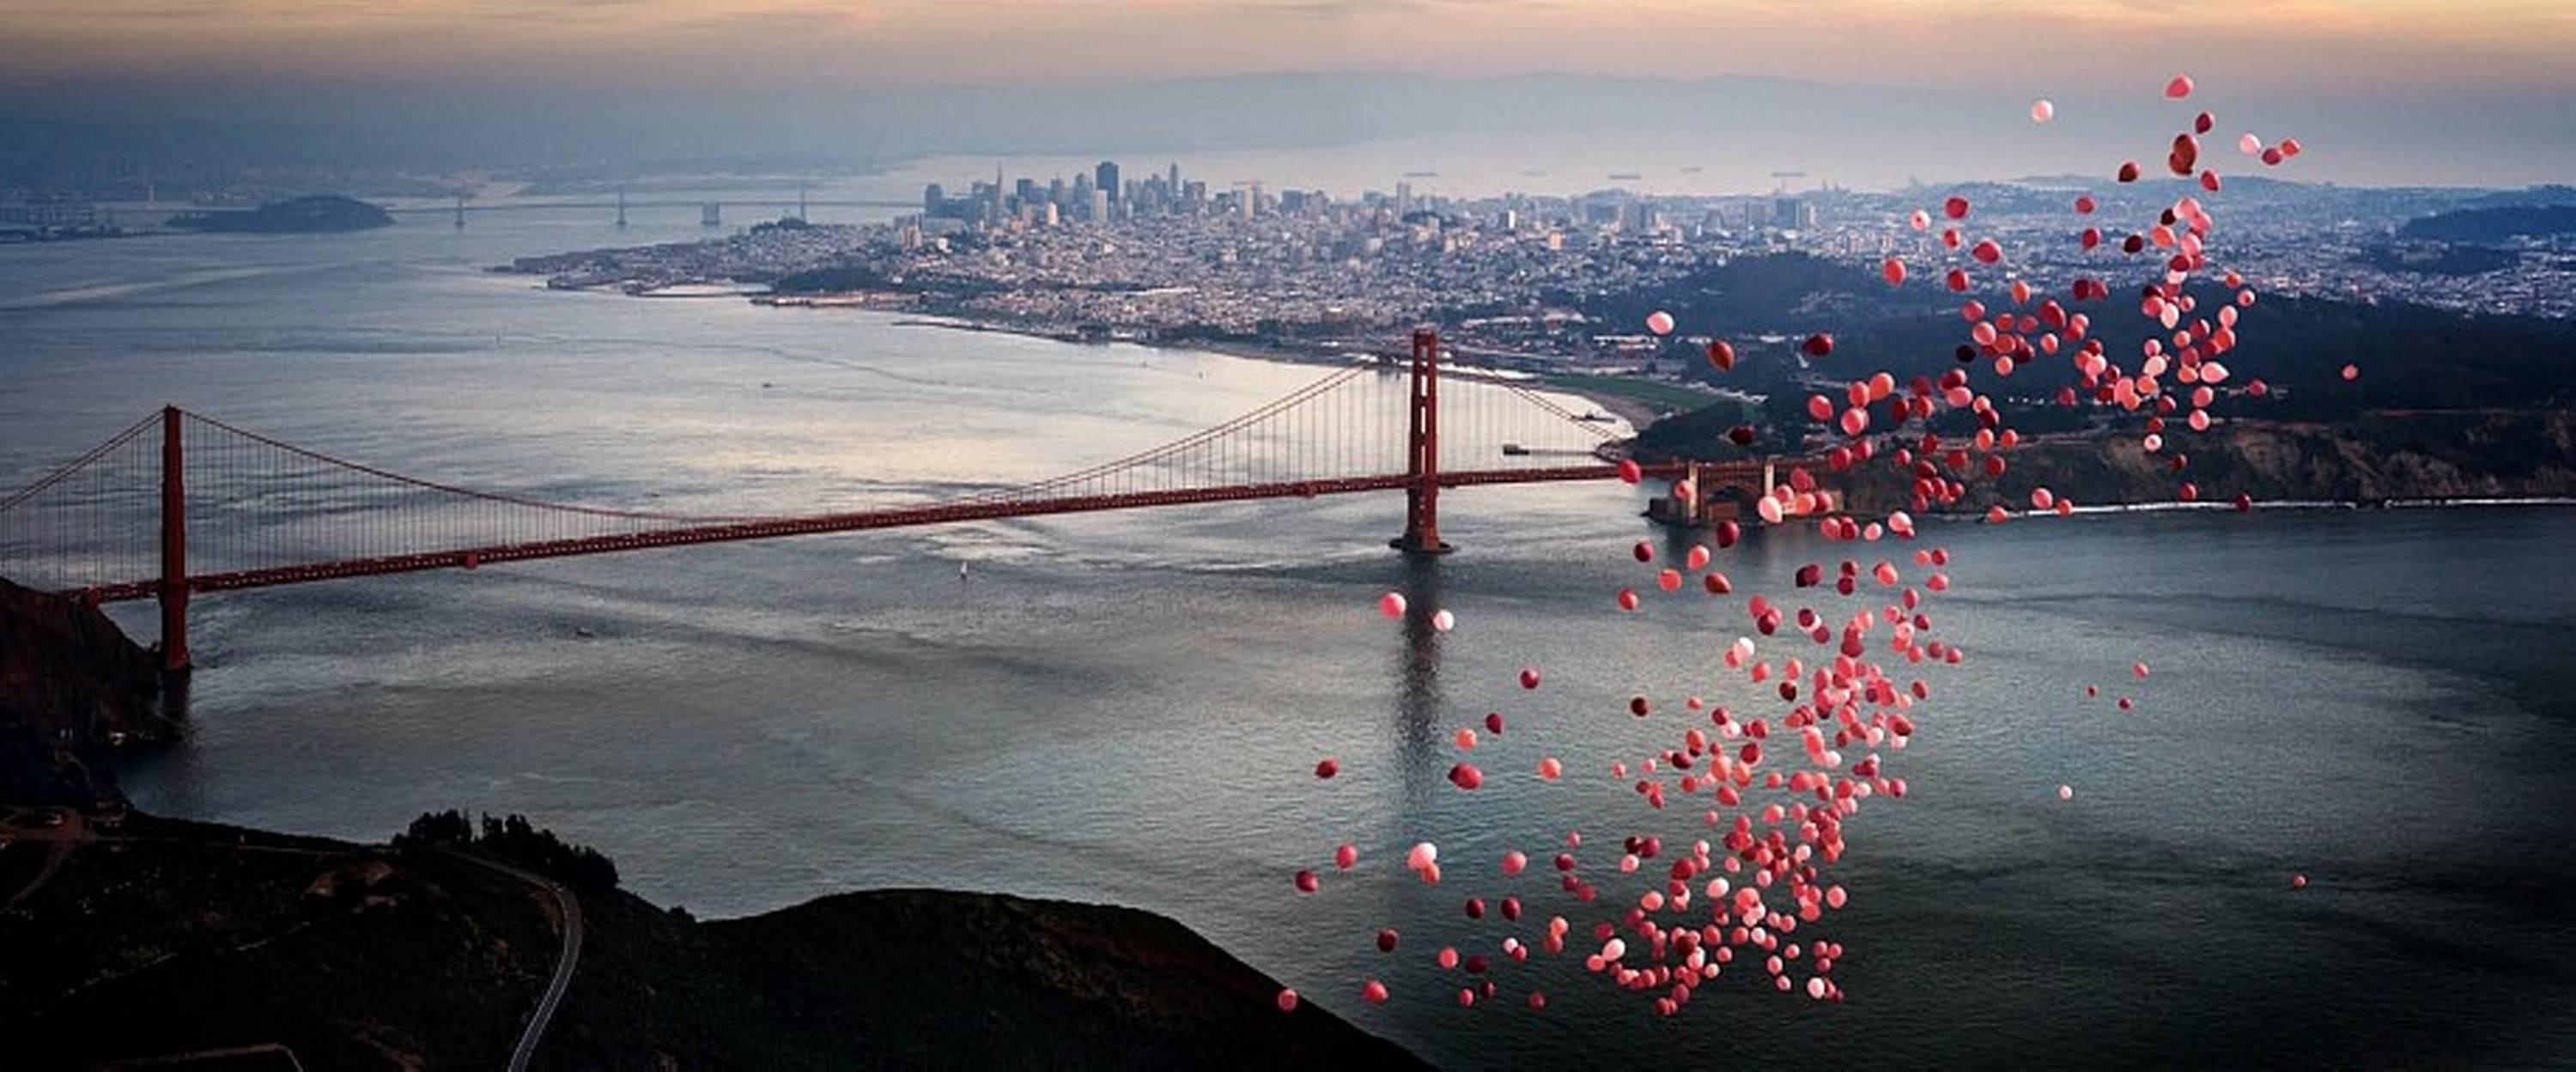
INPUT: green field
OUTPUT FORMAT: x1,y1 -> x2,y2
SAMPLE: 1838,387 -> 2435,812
1541,375 -> 1753,417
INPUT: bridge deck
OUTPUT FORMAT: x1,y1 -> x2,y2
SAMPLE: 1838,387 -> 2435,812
73,460 -> 1739,603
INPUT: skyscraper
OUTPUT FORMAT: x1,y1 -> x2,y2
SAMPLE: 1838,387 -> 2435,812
1168,162 -> 1181,196
1096,161 -> 1121,204
923,183 -> 945,216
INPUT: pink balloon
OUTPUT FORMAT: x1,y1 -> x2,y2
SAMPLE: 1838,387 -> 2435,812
1336,843 -> 1358,869
1362,979 -> 1388,1004
1538,757 -> 1564,780
2057,784 -> 2075,801
2030,99 -> 2055,124
1431,609 -> 1455,632
1376,592 -> 1406,619
1503,850 -> 1528,875
1646,310 -> 1676,336
1619,458 -> 1643,484
2166,74 -> 2195,99
1276,989 -> 1300,1012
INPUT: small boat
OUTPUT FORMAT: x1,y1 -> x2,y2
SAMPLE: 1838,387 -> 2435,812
1575,411 -> 1617,423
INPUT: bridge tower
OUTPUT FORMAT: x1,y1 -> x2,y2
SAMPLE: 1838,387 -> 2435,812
1390,327 -> 1455,555
158,405 -> 190,673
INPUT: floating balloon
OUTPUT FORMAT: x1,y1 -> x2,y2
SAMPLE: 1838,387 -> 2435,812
1277,989 -> 1299,1013
2030,99 -> 2055,124
1802,333 -> 1834,357
2341,363 -> 2359,381
1619,458 -> 1643,484
1336,843 -> 1358,869
1645,310 -> 1676,335
1362,980 -> 1388,1004
1431,609 -> 1455,632
1882,258 -> 1906,286
1708,340 -> 1737,370
2166,74 -> 2194,99
1376,592 -> 1406,619
2057,784 -> 2075,801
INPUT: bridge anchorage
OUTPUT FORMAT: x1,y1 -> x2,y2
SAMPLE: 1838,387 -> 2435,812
2,330 -> 1780,673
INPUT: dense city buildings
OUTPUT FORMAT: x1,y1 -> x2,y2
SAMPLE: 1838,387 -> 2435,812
503,160 -> 2576,381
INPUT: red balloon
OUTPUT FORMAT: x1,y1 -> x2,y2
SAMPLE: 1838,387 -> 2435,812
1943,196 -> 1970,220
1618,458 -> 1643,484
1518,667 -> 1542,690
1315,758 -> 1340,779
1707,339 -> 1737,370
1801,333 -> 1834,357
2117,161 -> 2141,183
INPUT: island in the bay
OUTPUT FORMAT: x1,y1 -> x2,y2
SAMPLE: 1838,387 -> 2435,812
170,193 -> 396,234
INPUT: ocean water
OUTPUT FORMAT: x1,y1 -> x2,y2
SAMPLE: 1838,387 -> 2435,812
2,210 -> 2572,1068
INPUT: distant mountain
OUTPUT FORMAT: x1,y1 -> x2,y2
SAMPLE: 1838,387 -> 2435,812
2399,204 -> 2576,243
170,194 -> 392,234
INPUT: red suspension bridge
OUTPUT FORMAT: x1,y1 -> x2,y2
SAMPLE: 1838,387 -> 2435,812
1,330 -> 1771,673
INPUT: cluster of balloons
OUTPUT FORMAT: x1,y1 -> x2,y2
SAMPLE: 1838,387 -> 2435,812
1277,75 -> 2316,1025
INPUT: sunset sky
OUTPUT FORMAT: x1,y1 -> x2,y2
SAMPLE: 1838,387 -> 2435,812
6,0 -> 2573,91
3,2 -> 2569,187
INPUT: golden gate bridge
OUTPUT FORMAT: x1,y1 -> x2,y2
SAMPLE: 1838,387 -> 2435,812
1,330 -> 1771,673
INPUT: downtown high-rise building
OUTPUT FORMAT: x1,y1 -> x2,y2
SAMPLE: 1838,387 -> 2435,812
1096,161 -> 1121,204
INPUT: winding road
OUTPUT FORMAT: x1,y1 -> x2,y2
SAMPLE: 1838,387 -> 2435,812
449,851 -> 584,1072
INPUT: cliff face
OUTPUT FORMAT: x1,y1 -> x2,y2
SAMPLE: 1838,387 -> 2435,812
1832,411 -> 2576,515
0,576 -> 159,805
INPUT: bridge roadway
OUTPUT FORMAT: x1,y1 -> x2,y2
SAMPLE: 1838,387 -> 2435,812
76,460 -> 1728,604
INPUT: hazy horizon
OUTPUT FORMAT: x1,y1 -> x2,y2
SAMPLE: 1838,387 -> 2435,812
3,2 -> 2573,193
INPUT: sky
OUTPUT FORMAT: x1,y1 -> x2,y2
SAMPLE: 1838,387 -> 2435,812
6,0 -> 2574,89
2,1 -> 2571,188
